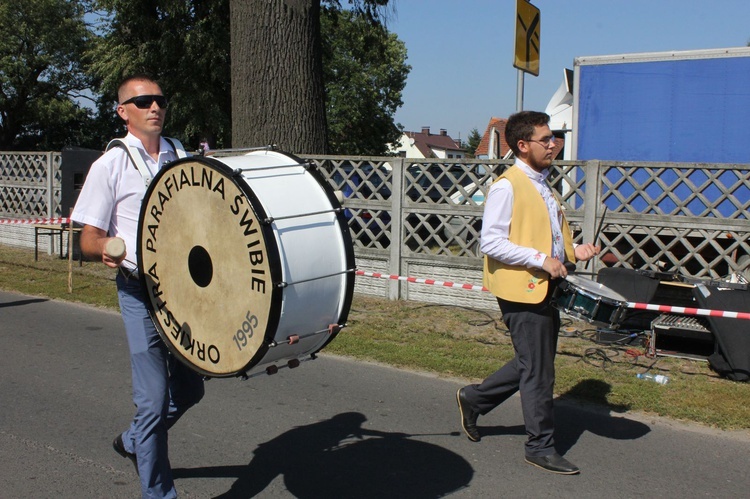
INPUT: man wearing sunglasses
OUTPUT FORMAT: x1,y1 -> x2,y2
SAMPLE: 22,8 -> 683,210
456,111 -> 599,475
72,75 -> 204,498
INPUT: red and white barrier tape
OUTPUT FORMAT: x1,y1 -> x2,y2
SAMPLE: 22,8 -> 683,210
626,302 -> 750,321
1,225 -> 747,320
355,269 -> 489,292
0,217 -> 70,225
355,269 -> 750,320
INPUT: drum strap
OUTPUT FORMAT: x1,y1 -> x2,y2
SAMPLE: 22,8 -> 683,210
164,137 -> 188,159
106,136 -> 188,188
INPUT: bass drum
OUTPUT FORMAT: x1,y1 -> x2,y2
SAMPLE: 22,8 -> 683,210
137,149 -> 355,377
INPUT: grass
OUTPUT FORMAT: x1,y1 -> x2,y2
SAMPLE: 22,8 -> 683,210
2,244 -> 749,431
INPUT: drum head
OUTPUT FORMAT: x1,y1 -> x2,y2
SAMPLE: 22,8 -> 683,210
137,157 -> 282,377
565,274 -> 627,303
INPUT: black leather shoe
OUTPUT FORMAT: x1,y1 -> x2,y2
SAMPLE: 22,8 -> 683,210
456,388 -> 481,442
525,453 -> 580,475
113,434 -> 139,474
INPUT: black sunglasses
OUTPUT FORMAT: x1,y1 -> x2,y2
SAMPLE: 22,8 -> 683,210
120,94 -> 168,109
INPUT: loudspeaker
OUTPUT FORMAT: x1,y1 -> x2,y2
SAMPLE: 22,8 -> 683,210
597,268 -> 660,330
693,286 -> 750,382
61,147 -> 102,216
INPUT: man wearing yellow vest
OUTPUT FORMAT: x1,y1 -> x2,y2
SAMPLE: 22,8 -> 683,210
456,111 -> 599,475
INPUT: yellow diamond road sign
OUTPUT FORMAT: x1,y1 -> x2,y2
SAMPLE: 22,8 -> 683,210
514,0 -> 540,76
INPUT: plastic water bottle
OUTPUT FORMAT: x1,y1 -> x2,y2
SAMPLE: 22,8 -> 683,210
636,373 -> 669,385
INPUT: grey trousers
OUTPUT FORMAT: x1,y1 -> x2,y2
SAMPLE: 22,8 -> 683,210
462,292 -> 561,457
116,273 -> 205,498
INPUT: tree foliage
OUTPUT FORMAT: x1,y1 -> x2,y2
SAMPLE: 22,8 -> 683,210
88,0 -> 232,149
321,8 -> 409,155
1,0 -> 407,153
464,128 -> 482,158
0,0 -> 94,150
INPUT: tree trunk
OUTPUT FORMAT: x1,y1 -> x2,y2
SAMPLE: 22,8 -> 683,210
230,0 -> 327,154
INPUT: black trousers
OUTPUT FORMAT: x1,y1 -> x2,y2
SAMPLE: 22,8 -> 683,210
462,285 -> 561,457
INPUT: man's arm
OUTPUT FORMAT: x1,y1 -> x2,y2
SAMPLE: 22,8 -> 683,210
79,225 -> 125,268
480,179 -> 548,268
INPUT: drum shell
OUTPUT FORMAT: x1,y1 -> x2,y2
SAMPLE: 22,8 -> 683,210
137,150 -> 354,377
551,275 -> 627,329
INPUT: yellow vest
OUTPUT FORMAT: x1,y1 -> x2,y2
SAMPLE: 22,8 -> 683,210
483,165 -> 575,304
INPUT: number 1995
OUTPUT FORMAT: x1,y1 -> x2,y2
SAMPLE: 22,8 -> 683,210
234,311 -> 258,351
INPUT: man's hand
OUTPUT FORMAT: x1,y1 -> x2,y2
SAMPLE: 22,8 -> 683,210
80,225 -> 126,268
542,257 -> 568,279
574,243 -> 600,262
105,237 -> 126,259
102,238 -> 126,268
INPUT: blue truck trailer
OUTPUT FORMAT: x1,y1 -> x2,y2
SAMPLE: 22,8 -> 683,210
572,47 -> 750,164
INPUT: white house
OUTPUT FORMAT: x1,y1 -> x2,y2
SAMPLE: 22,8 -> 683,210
390,127 -> 466,159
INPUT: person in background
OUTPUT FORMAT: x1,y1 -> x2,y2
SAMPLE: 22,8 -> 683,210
455,110 -> 599,475
72,74 -> 204,498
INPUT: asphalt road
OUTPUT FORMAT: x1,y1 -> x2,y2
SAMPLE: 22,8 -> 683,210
1,289 -> 748,498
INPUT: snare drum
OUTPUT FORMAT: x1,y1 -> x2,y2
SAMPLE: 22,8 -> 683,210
551,274 -> 628,329
137,149 -> 355,377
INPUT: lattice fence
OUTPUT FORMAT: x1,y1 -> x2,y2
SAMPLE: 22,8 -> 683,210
0,152 -> 61,217
2,151 -> 748,307
309,156 -> 749,286
593,161 -> 749,278
0,152 -> 63,251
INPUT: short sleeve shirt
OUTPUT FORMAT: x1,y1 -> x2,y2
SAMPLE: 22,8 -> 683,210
71,133 -> 180,271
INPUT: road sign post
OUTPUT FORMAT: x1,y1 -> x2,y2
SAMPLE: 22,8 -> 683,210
514,0 -> 541,111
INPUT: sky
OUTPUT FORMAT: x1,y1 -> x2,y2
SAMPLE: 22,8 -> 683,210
386,0 -> 750,143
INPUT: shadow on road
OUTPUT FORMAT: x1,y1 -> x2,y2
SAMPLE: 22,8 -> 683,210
460,379 -> 651,458
0,297 -> 48,308
173,411 -> 473,498
555,379 -> 651,455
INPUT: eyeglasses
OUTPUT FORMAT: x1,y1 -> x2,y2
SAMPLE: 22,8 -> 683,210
120,94 -> 168,109
525,135 -> 556,147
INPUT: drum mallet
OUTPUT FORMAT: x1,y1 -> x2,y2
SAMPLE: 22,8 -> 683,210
105,237 -> 126,259
586,205 -> 608,270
